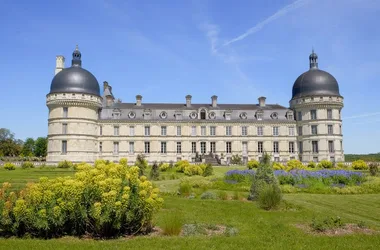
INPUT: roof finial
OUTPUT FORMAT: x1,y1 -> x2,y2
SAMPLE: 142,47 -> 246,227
309,47 -> 318,70
75,44 -> 79,50
72,45 -> 82,67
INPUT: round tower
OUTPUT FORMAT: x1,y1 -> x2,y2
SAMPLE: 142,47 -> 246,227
290,50 -> 344,163
46,46 -> 102,164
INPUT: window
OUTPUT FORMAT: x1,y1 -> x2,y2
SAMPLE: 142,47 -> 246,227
327,109 -> 332,119
161,126 -> 167,136
210,126 -> 216,136
288,112 -> 294,120
177,126 -> 181,136
144,142 -> 150,153
100,126 -> 102,135
273,142 -> 279,153
310,110 -> 317,120
63,107 -> 68,118
328,125 -> 333,135
62,140 -> 67,154
200,110 -> 206,119
161,142 -> 167,154
341,141 -> 343,151
328,141 -> 334,153
145,126 -> 150,136
257,112 -> 263,120
210,142 -> 216,153
200,142 -> 206,154
258,142 -> 263,153
99,142 -> 102,153
113,142 -> 119,154
129,142 -> 134,154
340,125 -> 342,134
191,126 -> 196,136
226,126 -> 232,136
299,141 -> 303,153
298,126 -> 303,136
313,157 -> 318,162
273,127 -> 279,136
242,142 -> 248,154
297,111 -> 302,121
330,156 -> 335,162
274,157 -> 280,162
114,126 -> 119,136
130,126 -> 135,136
192,142 -> 197,153
226,142 -> 232,153
257,126 -> 263,136
241,126 -> 248,136
289,127 -> 295,136
289,142 -> 295,153
177,142 -> 182,154
312,141 -> 319,153
311,125 -> 318,135
201,126 -> 206,136
62,123 -> 67,134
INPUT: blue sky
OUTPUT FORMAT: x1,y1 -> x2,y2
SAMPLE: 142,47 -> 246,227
0,0 -> 379,154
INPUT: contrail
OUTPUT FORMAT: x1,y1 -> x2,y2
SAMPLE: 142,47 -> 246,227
222,0 -> 311,47
343,112 -> 380,120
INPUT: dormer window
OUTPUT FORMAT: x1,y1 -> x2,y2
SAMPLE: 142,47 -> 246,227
200,109 -> 206,120
256,111 -> 263,120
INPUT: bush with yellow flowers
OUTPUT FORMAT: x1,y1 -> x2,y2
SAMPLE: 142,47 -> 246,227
0,161 -> 163,238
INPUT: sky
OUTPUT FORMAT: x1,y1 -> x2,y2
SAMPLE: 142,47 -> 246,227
0,0 -> 379,154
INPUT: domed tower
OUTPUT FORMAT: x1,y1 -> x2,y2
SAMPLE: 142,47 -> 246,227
290,50 -> 344,163
46,46 -> 102,163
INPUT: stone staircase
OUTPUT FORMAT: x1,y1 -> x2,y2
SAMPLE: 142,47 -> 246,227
203,153 -> 220,165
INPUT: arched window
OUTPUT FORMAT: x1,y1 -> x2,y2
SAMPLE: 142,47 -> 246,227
200,109 -> 206,120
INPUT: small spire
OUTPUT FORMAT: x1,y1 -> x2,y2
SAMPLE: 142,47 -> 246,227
309,48 -> 318,70
72,45 -> 82,67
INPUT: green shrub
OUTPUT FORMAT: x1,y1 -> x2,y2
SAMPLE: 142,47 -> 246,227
0,163 -> 163,238
21,161 -> 35,169
230,154 -> 242,165
150,162 -> 160,180
200,191 -> 217,200
203,164 -> 213,177
217,190 -> 228,200
3,162 -> 16,170
232,191 -> 243,200
352,160 -> 368,170
178,181 -> 193,196
311,216 -> 344,232
336,162 -> 345,169
272,162 -> 286,170
161,213 -> 183,236
247,160 -> 259,169
369,163 -> 379,176
119,158 -> 128,167
159,163 -> 170,172
317,160 -> 333,169
135,154 -> 148,176
307,161 -> 316,168
175,160 -> 190,173
184,164 -> 203,176
57,160 -> 73,169
257,184 -> 282,210
286,159 -> 303,170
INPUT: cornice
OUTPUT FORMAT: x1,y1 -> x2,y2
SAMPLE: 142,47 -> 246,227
97,119 -> 297,125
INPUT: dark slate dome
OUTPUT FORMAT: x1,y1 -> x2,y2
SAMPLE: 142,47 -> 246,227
49,46 -> 100,96
292,50 -> 340,99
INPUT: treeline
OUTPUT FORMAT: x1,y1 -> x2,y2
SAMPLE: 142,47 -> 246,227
345,153 -> 380,162
0,128 -> 47,158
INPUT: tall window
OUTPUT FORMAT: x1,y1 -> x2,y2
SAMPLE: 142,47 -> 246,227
288,112 -> 294,120
273,142 -> 279,153
257,126 -> 263,136
226,142 -> 232,153
200,142 -> 206,154
63,107 -> 68,118
210,142 -> 216,153
327,109 -> 332,119
176,142 -> 182,154
328,141 -> 334,153
177,126 -> 181,136
144,142 -> 150,153
289,142 -> 294,153
130,126 -> 135,136
99,142 -> 102,153
62,123 -> 67,134
273,127 -> 279,136
100,126 -> 103,135
113,142 -> 119,154
242,142 -> 247,154
191,142 -> 197,153
328,125 -> 333,135
210,126 -> 216,136
241,126 -> 248,136
129,142 -> 134,154
145,126 -> 150,136
258,142 -> 263,153
200,110 -> 206,119
201,126 -> 206,136
297,111 -> 302,121
310,110 -> 317,120
114,126 -> 119,136
289,127 -> 295,136
161,142 -> 167,154
340,125 -> 342,134
161,126 -> 167,136
191,126 -> 196,136
226,126 -> 232,136
340,141 -> 343,151
311,125 -> 318,135
312,141 -> 319,153
62,140 -> 67,154
257,112 -> 263,120
299,141 -> 303,153
298,126 -> 303,136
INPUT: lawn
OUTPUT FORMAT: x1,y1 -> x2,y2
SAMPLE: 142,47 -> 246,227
0,167 -> 380,250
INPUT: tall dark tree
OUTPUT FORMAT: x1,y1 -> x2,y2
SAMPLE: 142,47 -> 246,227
34,137 -> 48,157
0,128 -> 21,156
21,138 -> 35,156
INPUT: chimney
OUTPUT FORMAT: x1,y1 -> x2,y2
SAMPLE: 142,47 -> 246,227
258,96 -> 266,107
185,95 -> 192,107
55,55 -> 65,75
136,95 -> 142,106
211,95 -> 218,107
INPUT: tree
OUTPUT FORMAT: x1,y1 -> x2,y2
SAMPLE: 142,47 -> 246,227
34,137 -> 47,157
0,128 -> 14,141
21,138 -> 35,156
0,128 -> 21,157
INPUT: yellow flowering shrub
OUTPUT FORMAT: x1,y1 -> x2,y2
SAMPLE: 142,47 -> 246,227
0,161 -> 163,238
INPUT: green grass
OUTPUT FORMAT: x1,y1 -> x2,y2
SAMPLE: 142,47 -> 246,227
1,166 -> 380,249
